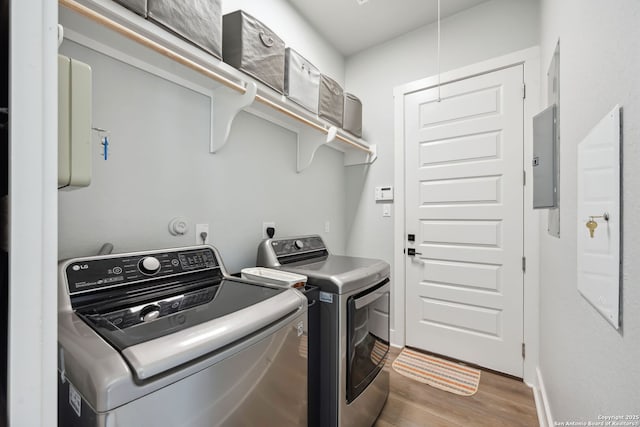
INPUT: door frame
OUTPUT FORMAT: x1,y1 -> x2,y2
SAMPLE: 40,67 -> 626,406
392,46 -> 540,385
8,0 -> 58,425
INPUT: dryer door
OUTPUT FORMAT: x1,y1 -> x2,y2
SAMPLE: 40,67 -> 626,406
346,279 -> 390,403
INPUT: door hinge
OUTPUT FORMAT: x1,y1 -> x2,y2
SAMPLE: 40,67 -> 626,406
522,256 -> 526,273
523,170 -> 526,186
522,84 -> 526,99
522,343 -> 526,359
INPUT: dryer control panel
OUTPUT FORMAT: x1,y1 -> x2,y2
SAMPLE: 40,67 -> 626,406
256,235 -> 330,266
270,235 -> 326,257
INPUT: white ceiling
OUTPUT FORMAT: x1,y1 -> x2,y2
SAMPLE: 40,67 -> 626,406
286,0 -> 491,56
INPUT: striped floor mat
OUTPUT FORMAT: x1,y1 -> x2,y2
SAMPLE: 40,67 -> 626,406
391,348 -> 481,396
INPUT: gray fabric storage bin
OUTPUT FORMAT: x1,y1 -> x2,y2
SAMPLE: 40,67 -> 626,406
222,10 -> 285,93
114,0 -> 147,17
285,48 -> 320,114
148,0 -> 222,59
318,74 -> 344,127
343,93 -> 362,138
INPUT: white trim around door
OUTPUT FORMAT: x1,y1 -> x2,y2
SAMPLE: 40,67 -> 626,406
9,0 -> 58,426
392,46 -> 540,385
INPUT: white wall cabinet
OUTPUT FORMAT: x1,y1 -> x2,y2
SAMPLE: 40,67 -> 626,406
577,105 -> 621,329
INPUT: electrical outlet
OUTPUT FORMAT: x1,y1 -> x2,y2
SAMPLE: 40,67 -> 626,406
196,224 -> 209,244
262,222 -> 276,239
382,204 -> 391,217
325,220 -> 330,233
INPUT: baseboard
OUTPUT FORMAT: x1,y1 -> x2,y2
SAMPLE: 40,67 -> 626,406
534,367 -> 553,427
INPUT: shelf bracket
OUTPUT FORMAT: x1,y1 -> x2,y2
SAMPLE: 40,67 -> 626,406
344,143 -> 377,166
210,81 -> 257,153
297,126 -> 337,173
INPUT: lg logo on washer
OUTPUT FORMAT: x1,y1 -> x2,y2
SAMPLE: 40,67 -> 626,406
71,264 -> 89,271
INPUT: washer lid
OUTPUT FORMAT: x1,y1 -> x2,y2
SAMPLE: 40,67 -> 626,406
81,279 -> 304,379
281,255 -> 390,294
119,282 -> 303,380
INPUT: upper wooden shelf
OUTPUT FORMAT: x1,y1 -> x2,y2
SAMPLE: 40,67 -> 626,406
58,0 -> 377,171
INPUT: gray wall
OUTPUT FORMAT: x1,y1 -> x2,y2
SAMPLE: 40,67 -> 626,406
538,0 -> 640,420
343,0 -> 540,341
58,41 -> 346,273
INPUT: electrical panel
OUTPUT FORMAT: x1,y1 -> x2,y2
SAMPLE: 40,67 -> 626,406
532,104 -> 557,209
58,55 -> 92,189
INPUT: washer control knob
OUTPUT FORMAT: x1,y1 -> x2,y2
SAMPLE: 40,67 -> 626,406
140,305 -> 161,323
294,239 -> 304,249
139,256 -> 161,275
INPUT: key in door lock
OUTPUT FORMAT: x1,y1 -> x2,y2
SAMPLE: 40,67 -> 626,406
585,212 -> 609,238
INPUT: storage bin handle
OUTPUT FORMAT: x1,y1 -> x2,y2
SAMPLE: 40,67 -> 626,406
259,31 -> 275,47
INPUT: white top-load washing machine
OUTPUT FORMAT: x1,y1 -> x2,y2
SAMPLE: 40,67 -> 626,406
257,235 -> 390,427
58,245 -> 308,427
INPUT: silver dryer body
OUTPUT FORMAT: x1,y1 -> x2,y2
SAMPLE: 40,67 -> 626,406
257,235 -> 390,427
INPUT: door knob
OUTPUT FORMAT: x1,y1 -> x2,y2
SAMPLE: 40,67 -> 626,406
407,248 -> 422,256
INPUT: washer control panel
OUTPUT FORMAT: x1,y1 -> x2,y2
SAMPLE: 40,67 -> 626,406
65,247 -> 219,295
270,235 -> 326,257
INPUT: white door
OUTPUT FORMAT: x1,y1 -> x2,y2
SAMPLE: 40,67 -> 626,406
404,65 -> 524,377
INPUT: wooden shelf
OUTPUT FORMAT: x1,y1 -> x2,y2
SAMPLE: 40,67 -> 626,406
58,0 -> 377,171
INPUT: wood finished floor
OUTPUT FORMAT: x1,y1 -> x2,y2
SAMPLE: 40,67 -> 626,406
374,347 -> 539,427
